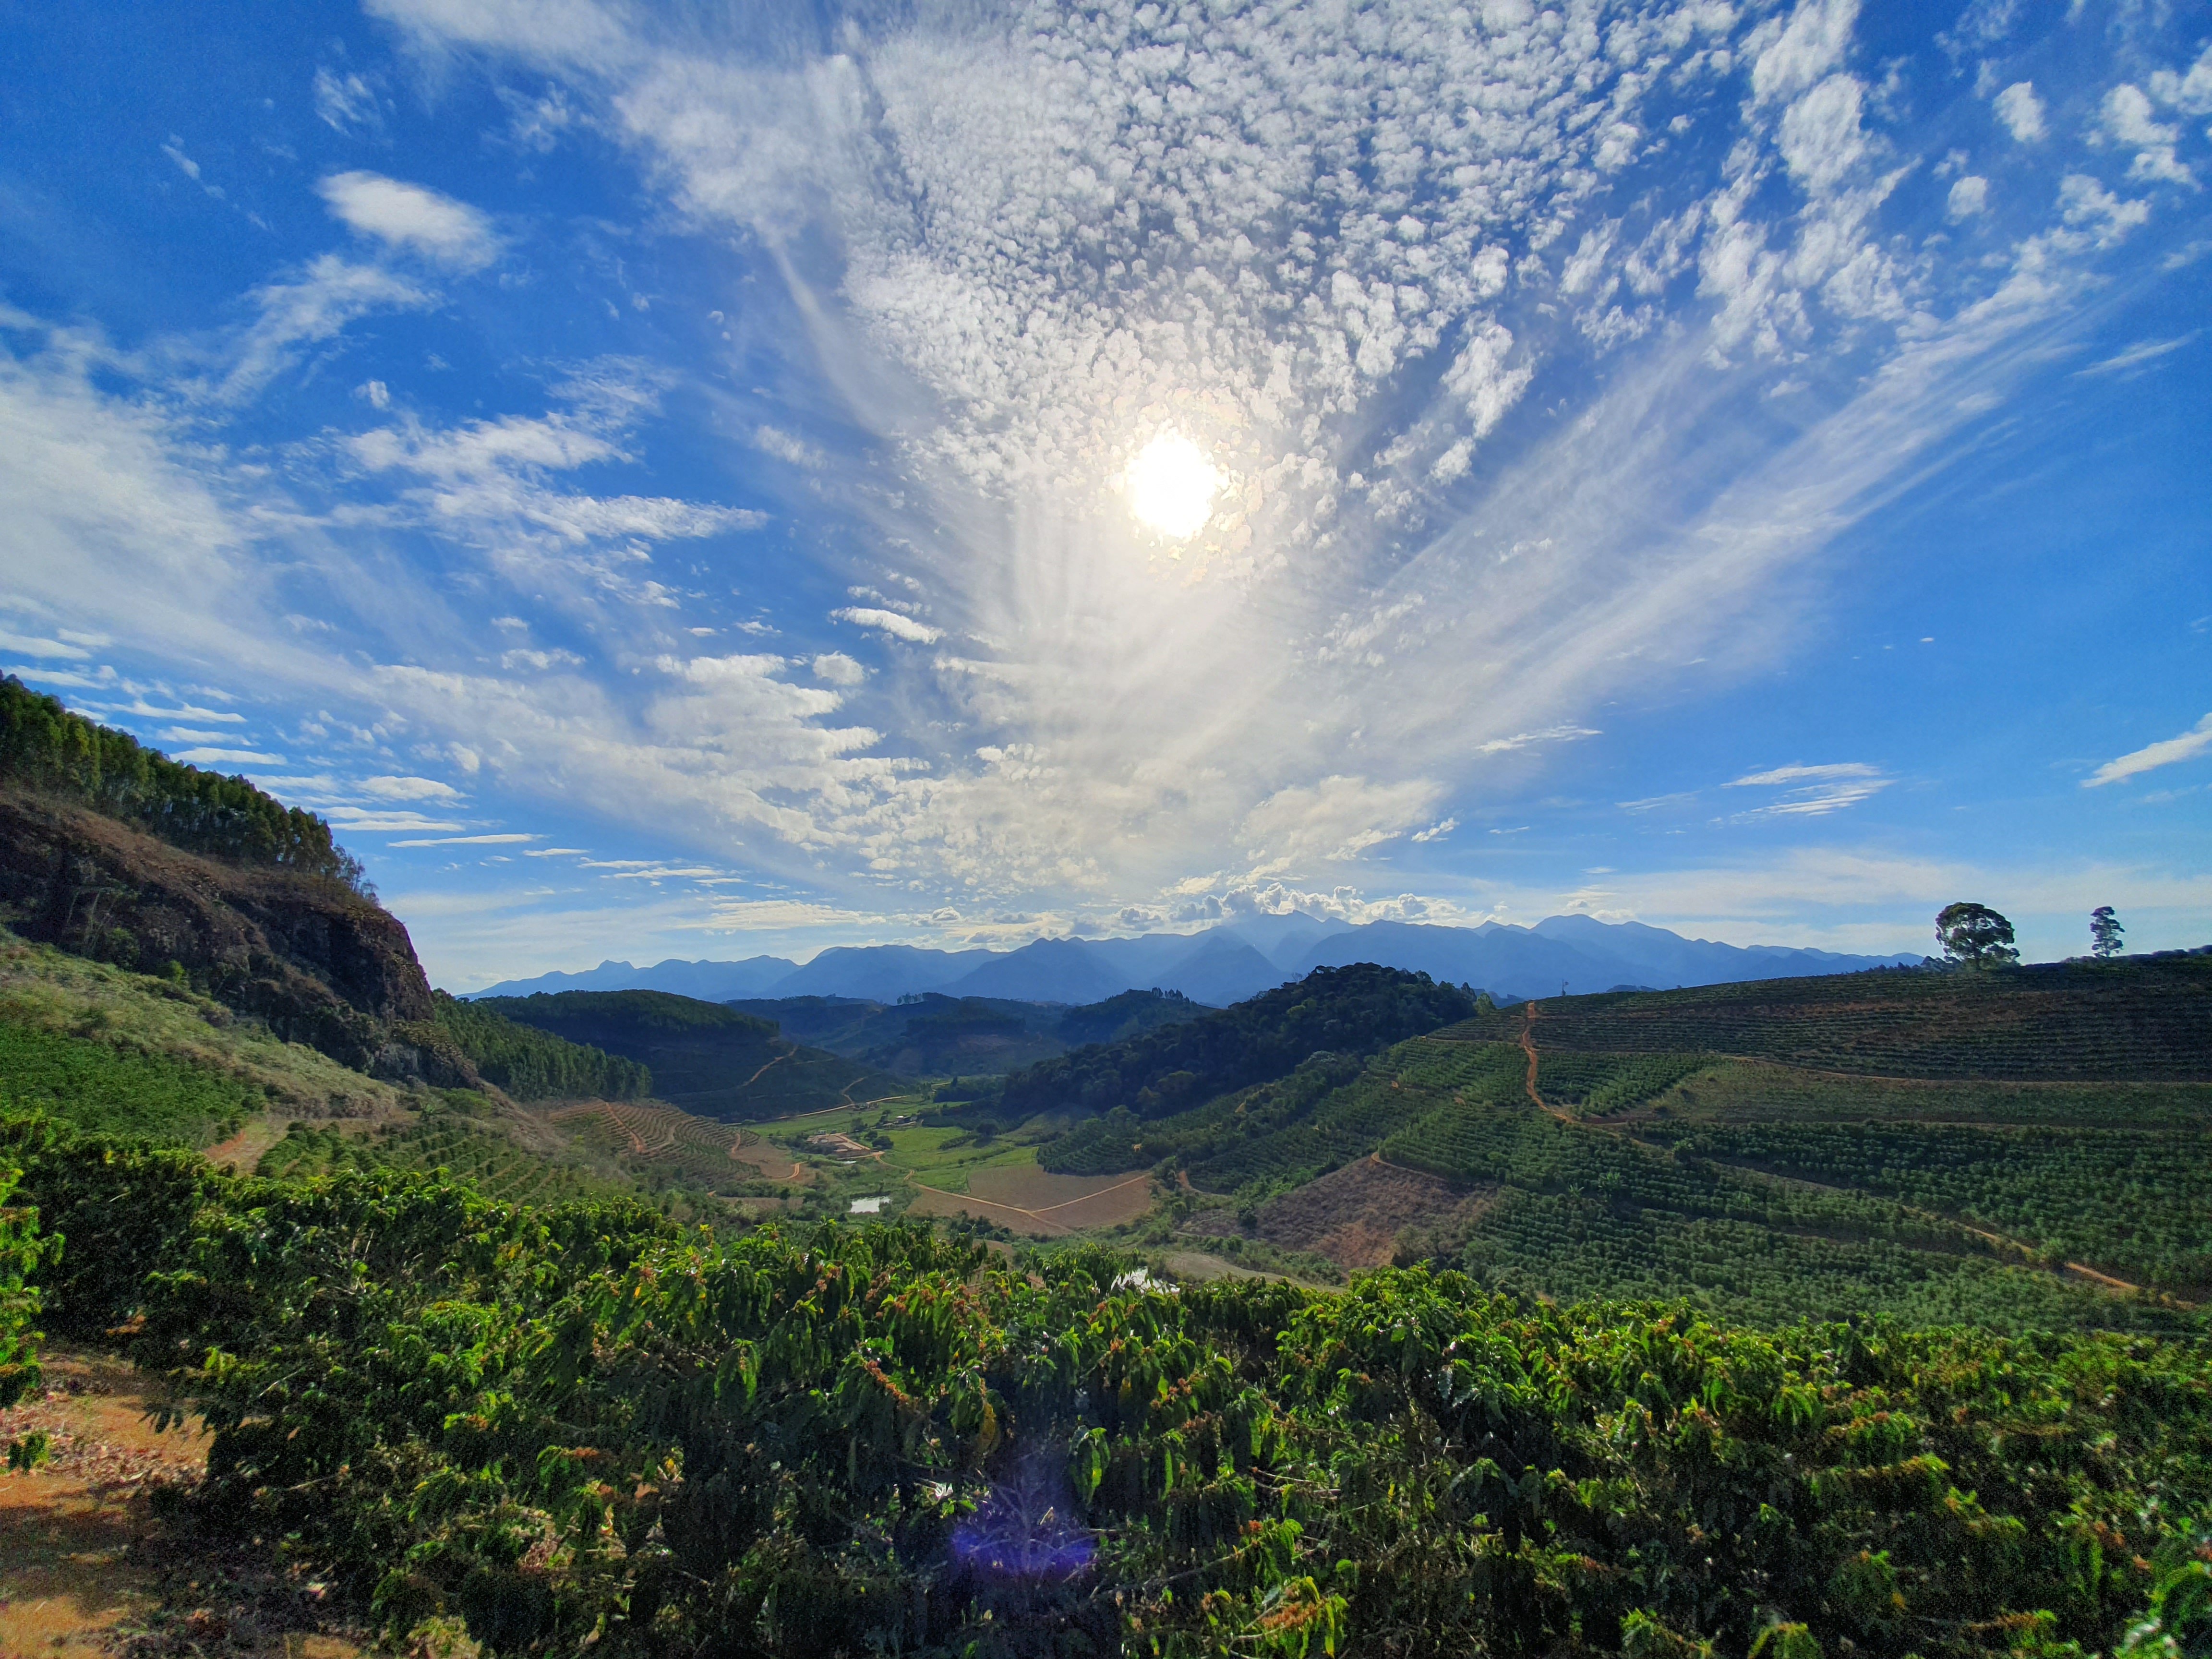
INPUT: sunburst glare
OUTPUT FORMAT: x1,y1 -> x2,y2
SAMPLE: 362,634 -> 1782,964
1125,431 -> 1222,541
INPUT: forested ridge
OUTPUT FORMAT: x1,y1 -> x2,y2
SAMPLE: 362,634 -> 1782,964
0,674 -> 368,890
429,990 -> 651,1102
999,963 -> 1474,1120
2,1112 -> 2210,1659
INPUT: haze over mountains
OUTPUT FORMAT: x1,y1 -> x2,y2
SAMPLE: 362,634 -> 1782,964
466,914 -> 1917,1007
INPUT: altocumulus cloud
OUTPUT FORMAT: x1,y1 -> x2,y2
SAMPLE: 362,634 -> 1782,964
1,0 -> 2208,944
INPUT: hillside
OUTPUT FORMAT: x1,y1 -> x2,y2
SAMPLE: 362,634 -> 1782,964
1436,954 -> 2212,1078
1052,958 -> 2212,1328
0,678 -> 474,1085
1000,962 -> 1476,1122
727,986 -> 1202,1076
477,989 -> 908,1118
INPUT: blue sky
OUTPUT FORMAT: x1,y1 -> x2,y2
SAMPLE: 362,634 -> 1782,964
3,0 -> 2207,990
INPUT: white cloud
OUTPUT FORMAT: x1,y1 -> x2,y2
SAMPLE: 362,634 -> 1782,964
2057,174 -> 2152,248
391,832 -> 541,846
1239,775 -> 1443,868
2083,713 -> 2212,786
324,807 -> 467,832
222,255 -> 438,402
361,774 -> 464,801
314,68 -> 383,134
1727,761 -> 1882,787
1947,176 -> 1990,220
755,425 -> 827,469
346,392 -> 766,578
2148,45 -> 2212,117
1478,725 -> 1601,756
318,171 -> 500,271
811,651 -> 866,686
174,746 -> 285,765
2101,85 -> 2194,189
1993,81 -> 2045,143
0,628 -> 90,660
2076,334 -> 2198,377
832,607 -> 941,644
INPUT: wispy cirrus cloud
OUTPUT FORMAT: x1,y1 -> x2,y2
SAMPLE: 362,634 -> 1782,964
2084,714 -> 2212,786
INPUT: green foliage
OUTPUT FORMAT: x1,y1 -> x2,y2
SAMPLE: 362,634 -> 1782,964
0,1157 -> 56,1416
1007,963 -> 1474,1123
430,991 -> 649,1102
0,674 -> 369,890
0,1015 -> 259,1146
2093,907 -> 2127,961
1938,901 -> 2021,968
1053,986 -> 1199,1047
0,1114 -> 220,1339
2,1109 -> 2206,1655
7,1122 -> 2196,1659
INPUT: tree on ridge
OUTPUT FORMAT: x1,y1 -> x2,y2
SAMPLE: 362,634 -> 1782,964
2090,906 -> 2125,959
1936,902 -> 2019,967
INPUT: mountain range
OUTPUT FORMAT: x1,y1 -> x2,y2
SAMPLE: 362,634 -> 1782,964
464,914 -> 1917,1007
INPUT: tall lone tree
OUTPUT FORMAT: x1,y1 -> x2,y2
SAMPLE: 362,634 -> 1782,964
1936,901 -> 2019,967
2090,905 -> 2125,959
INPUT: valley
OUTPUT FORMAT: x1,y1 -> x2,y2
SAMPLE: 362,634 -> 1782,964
2,677 -> 2209,1659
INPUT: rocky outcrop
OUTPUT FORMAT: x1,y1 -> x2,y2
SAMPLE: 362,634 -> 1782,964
0,786 -> 468,1079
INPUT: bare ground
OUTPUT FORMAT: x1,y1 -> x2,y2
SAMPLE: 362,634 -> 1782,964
1250,1156 -> 1499,1270
906,1166 -> 1154,1236
0,1350 -> 366,1659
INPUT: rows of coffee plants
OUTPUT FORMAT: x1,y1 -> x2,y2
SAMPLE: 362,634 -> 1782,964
3,1109 -> 2208,1659
257,1118 -> 625,1208
1643,1118 -> 2212,1293
0,1015 -> 258,1147
1655,1062 -> 2212,1129
1440,959 -> 2212,1080
546,1099 -> 764,1190
1455,1188 -> 2191,1334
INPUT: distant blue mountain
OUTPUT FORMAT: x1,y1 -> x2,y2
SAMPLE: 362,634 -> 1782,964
469,954 -> 799,1001
466,914 -> 1915,1006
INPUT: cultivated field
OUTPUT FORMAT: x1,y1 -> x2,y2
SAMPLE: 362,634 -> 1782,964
906,1159 -> 1155,1236
545,1098 -> 808,1187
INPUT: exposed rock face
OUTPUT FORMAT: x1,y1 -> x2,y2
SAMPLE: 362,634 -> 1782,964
0,787 -> 468,1080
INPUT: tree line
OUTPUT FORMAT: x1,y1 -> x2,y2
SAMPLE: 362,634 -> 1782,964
0,675 -> 370,891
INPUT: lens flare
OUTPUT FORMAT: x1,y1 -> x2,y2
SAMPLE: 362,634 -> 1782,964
1125,431 -> 1222,540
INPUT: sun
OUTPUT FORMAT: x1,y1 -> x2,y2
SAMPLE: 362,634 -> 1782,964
1125,431 -> 1223,540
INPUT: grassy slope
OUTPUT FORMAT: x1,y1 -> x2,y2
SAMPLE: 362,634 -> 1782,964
0,929 -> 752,1220
0,931 -> 411,1143
1070,960 -> 2212,1331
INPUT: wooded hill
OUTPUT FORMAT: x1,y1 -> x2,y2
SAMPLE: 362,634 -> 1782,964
996,962 -> 1476,1120
477,988 -> 907,1118
726,986 -> 1202,1077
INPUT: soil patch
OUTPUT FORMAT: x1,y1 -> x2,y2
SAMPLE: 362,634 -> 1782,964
1253,1156 -> 1496,1269
0,1349 -> 366,1659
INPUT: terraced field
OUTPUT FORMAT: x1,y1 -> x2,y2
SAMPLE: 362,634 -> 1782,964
546,1099 -> 790,1190
257,1117 -> 629,1207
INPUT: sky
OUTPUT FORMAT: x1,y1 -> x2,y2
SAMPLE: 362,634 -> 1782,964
2,0 -> 2208,990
